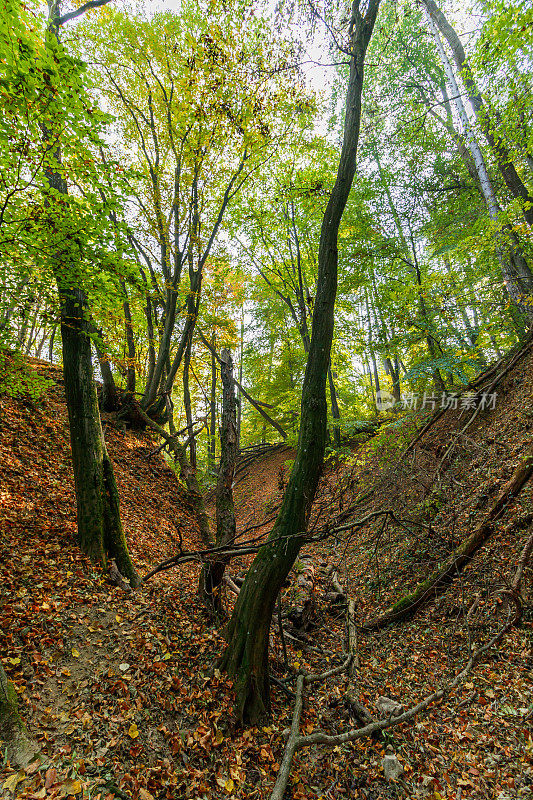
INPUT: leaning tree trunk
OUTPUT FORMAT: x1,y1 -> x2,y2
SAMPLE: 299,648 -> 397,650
423,4 -> 533,318
218,0 -> 383,724
423,0 -> 533,228
44,0 -> 139,587
200,348 -> 238,610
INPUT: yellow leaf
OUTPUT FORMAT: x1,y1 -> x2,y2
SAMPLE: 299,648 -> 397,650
7,658 -> 20,665
128,722 -> 139,739
3,771 -> 25,793
60,778 -> 82,796
224,779 -> 234,793
214,729 -> 224,745
71,648 -> 80,658
139,790 -> 155,800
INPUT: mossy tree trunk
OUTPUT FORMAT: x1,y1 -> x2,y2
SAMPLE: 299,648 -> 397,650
58,286 -> 140,585
0,663 -> 39,767
44,0 -> 139,587
218,0 -> 383,724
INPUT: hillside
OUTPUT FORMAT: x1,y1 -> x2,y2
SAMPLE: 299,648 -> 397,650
1,352 -> 532,800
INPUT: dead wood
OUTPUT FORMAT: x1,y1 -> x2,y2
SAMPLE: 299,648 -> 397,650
346,598 -> 359,674
200,348 -> 238,610
223,574 -> 241,596
364,440 -> 533,630
268,608 -> 514,800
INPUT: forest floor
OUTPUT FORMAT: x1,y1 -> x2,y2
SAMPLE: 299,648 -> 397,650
1,351 -> 532,800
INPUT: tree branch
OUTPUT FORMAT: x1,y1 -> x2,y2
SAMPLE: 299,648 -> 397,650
58,0 -> 113,25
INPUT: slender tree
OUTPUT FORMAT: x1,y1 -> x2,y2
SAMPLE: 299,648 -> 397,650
219,0 -> 382,723
43,0 -> 139,585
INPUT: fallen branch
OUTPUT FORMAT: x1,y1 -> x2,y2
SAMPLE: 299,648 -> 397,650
269,611 -> 514,800
346,599 -> 359,674
223,574 -> 241,596
364,439 -> 533,630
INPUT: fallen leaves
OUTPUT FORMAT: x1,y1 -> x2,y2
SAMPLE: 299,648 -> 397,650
127,722 -> 139,739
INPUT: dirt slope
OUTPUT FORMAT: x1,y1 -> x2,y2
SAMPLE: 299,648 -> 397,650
0,351 -> 532,800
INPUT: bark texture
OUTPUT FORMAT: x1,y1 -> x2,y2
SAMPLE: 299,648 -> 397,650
0,664 -> 39,767
200,348 -> 238,609
218,0 -> 382,723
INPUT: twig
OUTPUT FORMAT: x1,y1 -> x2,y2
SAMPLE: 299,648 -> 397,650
268,610 -> 514,800
346,599 -> 359,675
223,574 -> 241,596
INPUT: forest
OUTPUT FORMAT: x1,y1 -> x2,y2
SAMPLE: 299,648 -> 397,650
1,0 -> 532,798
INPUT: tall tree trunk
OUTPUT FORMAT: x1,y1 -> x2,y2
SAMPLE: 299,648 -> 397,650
48,323 -> 57,362
35,328 -> 48,359
122,282 -> 136,394
365,289 -> 381,402
261,338 -> 275,444
24,295 -> 42,355
43,0 -> 139,586
423,0 -> 533,227
218,0 -> 382,724
183,334 -> 197,470
200,348 -> 238,609
208,332 -> 217,472
423,4 -> 533,318
236,315 -> 244,448
372,146 -> 446,389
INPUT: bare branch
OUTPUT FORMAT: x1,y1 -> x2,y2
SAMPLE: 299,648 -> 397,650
58,0 -> 113,25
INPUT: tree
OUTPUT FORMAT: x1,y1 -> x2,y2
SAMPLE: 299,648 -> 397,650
77,2 -> 314,422
0,663 -> 38,768
200,348 -> 238,610
219,0 -> 382,723
421,0 -> 533,318
42,0 -> 139,585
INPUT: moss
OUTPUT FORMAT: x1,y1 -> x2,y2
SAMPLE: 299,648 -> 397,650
390,575 -> 437,615
0,669 -> 39,767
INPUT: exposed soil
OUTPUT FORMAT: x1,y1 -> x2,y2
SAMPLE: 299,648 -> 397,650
1,351 -> 532,800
